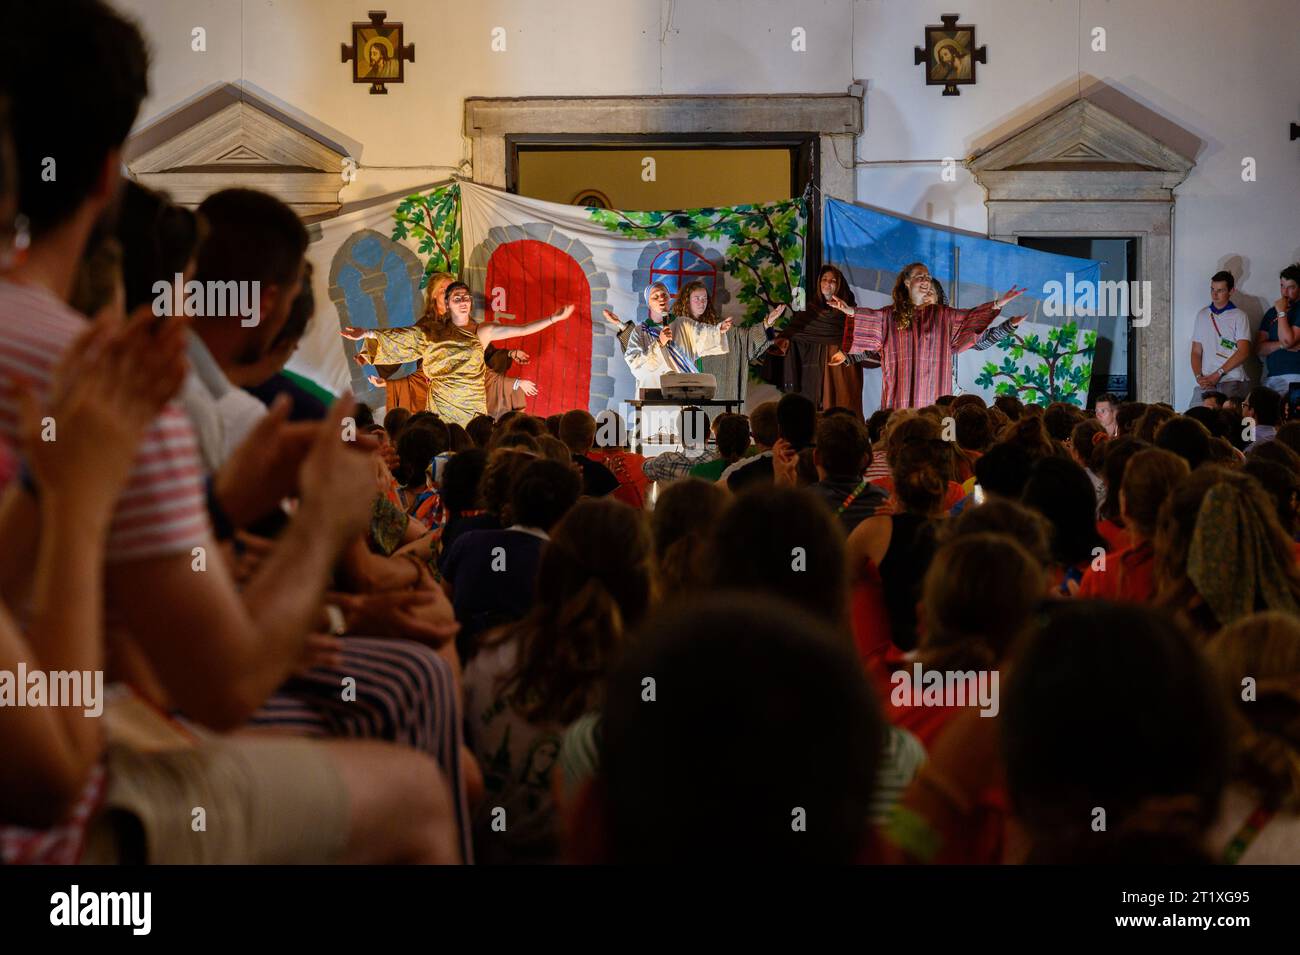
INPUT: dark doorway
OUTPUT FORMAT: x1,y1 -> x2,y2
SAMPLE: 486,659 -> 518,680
507,132 -> 820,284
1018,236 -> 1138,403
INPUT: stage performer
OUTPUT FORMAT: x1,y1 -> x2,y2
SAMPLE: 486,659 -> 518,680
926,278 -> 1027,353
341,271 -> 455,413
483,343 -> 536,418
775,264 -> 868,414
351,281 -> 572,425
607,282 -> 702,395
668,280 -> 734,369
601,308 -> 637,354
828,262 -> 1024,409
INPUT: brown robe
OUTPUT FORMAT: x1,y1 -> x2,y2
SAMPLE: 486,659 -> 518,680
484,344 -> 528,419
778,305 -> 865,416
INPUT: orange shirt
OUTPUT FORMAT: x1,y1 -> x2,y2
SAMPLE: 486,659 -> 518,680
587,449 -> 649,509
1096,517 -> 1131,553
1077,540 -> 1155,603
870,476 -> 966,514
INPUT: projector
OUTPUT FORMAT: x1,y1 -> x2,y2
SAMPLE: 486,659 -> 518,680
658,373 -> 716,400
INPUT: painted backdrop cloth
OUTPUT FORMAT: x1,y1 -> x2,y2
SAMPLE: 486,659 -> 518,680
318,183 -> 463,411
823,198 -> 1103,406
317,182 -> 803,418
460,180 -> 804,416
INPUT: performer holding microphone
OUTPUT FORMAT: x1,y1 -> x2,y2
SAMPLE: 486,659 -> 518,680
606,281 -> 721,395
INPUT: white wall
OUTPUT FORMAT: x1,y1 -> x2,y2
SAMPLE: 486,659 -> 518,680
116,0 -> 1300,405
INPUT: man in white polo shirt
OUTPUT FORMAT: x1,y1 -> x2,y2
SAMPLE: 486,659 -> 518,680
1189,270 -> 1251,408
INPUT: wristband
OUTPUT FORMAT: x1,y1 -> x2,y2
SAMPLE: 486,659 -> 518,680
323,603 -> 347,636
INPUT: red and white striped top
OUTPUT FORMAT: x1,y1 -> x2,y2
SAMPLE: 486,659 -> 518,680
0,279 -> 209,561
843,301 -> 1000,409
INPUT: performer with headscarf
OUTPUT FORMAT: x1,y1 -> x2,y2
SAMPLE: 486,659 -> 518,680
775,264 -> 868,414
829,261 -> 1024,409
606,281 -> 708,395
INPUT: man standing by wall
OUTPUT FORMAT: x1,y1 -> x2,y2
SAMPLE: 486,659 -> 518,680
1256,264 -> 1300,399
1189,270 -> 1251,408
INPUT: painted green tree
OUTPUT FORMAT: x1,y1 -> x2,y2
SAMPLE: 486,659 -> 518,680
586,198 -> 806,323
974,322 -> 1097,407
391,182 -> 462,286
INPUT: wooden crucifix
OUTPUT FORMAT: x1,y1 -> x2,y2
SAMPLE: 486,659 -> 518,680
342,10 -> 414,95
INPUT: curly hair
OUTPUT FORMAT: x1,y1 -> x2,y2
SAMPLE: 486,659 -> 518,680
670,279 -> 721,324
891,262 -> 928,327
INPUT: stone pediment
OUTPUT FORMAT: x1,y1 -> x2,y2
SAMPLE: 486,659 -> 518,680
126,87 -> 350,216
967,99 -> 1193,201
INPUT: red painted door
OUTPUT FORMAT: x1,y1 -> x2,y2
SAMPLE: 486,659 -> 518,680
485,240 -> 592,419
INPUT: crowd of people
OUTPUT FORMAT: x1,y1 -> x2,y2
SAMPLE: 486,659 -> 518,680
3,1 -> 1300,867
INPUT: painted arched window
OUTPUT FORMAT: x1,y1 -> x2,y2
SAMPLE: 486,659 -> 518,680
649,247 -> 717,299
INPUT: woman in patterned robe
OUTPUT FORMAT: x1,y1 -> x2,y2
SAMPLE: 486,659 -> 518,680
829,262 -> 1025,409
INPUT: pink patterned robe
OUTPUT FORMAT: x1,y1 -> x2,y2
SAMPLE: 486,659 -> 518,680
842,301 -> 1002,409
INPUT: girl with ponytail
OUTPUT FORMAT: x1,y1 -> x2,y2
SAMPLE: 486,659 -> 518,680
463,498 -> 653,864
847,433 -> 954,653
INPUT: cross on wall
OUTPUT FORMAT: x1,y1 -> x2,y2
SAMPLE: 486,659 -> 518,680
341,10 -> 415,95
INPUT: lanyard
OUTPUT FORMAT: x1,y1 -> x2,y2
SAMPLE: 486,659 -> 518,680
837,477 -> 871,515
1222,801 -> 1278,864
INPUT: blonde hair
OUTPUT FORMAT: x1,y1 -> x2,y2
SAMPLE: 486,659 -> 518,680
420,271 -> 456,325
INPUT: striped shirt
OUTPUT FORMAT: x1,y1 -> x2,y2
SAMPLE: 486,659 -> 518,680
972,318 -> 1017,351
0,279 -> 208,562
0,764 -> 106,864
871,725 -> 927,824
843,301 -> 1001,409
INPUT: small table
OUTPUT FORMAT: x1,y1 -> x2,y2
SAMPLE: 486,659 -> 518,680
628,398 -> 743,454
